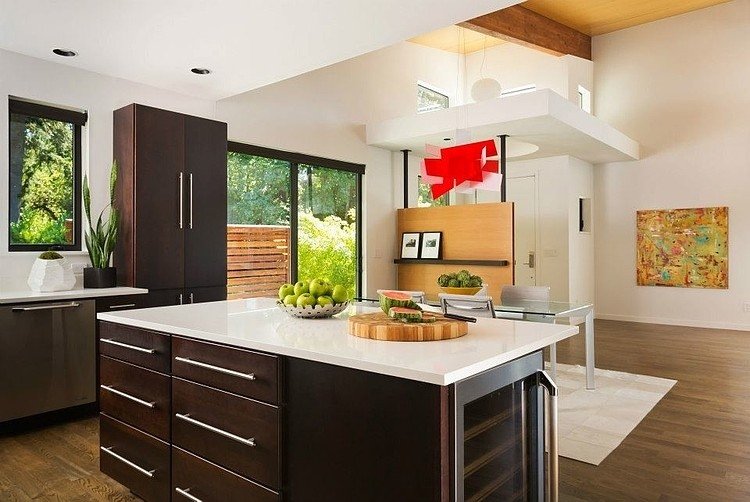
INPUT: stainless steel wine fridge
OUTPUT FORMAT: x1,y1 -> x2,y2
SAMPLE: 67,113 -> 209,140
453,351 -> 558,502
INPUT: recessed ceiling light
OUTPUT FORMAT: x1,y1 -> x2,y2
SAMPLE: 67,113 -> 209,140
443,137 -> 451,141
191,68 -> 211,75
52,48 -> 77,57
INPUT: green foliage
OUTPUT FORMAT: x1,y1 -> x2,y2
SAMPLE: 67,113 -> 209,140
83,163 -> 118,269
417,176 -> 448,208
298,165 -> 357,222
39,251 -> 63,260
297,212 -> 356,299
227,152 -> 290,225
10,212 -> 68,244
9,115 -> 74,245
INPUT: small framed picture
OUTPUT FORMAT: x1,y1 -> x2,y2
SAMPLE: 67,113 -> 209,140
420,231 -> 443,259
400,232 -> 421,259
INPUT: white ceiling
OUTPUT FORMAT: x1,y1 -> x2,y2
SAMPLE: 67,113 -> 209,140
0,0 -> 522,100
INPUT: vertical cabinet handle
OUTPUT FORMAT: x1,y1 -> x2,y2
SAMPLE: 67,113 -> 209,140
189,173 -> 194,229
189,292 -> 194,304
537,370 -> 558,502
178,172 -> 184,229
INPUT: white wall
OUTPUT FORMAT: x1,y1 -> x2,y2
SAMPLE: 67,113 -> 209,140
471,155 -> 594,304
216,42 -> 465,296
593,0 -> 750,329
0,49 -> 216,289
463,43 -> 594,106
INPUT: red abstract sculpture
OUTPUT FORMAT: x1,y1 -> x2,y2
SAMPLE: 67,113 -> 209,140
421,139 -> 500,199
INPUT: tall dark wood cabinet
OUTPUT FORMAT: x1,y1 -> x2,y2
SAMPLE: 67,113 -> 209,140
113,104 -> 227,306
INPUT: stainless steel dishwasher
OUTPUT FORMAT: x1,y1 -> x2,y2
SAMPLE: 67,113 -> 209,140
0,300 -> 96,422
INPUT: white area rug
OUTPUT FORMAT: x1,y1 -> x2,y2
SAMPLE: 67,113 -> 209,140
549,363 -> 677,466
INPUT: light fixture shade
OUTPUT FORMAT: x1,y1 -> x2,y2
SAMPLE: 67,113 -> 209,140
471,78 -> 502,102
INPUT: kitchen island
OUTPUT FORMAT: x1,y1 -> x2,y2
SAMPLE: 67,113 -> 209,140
97,298 -> 578,501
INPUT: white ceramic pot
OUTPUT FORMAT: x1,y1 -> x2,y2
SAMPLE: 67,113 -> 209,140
27,257 -> 76,292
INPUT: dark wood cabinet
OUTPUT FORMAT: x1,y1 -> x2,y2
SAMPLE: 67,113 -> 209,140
184,115 -> 228,289
113,104 -> 227,305
99,356 -> 171,441
100,414 -> 171,502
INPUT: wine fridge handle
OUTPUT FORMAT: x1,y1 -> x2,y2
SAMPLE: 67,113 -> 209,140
538,370 -> 558,502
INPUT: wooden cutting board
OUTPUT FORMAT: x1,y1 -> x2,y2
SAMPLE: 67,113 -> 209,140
348,312 -> 469,342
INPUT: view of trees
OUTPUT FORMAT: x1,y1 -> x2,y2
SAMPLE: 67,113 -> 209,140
418,175 -> 449,208
9,115 -> 75,245
227,152 -> 358,297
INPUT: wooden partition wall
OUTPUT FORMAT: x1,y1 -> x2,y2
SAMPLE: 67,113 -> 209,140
396,203 -> 514,300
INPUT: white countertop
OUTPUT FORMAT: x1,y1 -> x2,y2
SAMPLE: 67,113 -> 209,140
0,286 -> 148,304
98,298 -> 578,385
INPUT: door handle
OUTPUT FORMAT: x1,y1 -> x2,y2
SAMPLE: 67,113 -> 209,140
189,173 -> 194,229
178,172 -> 184,229
175,487 -> 203,502
12,302 -> 80,312
523,251 -> 535,269
100,446 -> 156,478
537,370 -> 558,502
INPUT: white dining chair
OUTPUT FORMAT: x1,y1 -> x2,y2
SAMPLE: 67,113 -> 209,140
499,285 -> 558,377
377,290 -> 426,304
439,293 -> 496,319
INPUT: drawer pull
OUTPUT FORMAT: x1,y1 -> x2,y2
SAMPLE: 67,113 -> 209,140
175,413 -> 256,447
176,487 -> 203,502
174,356 -> 256,380
109,303 -> 136,310
101,338 -> 156,354
100,446 -> 156,477
100,384 -> 156,408
12,302 -> 80,312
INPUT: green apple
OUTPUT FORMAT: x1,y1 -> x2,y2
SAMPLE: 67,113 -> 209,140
283,294 -> 299,306
294,280 -> 309,296
278,283 -> 295,300
317,295 -> 333,307
309,278 -> 328,298
296,293 -> 316,308
323,280 -> 334,296
331,285 -> 348,304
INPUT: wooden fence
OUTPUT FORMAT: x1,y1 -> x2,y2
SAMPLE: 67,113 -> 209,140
227,225 -> 290,299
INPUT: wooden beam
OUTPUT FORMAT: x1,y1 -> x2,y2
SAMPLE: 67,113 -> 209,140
460,4 -> 591,60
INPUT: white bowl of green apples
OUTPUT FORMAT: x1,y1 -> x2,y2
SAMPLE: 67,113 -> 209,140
277,278 -> 350,318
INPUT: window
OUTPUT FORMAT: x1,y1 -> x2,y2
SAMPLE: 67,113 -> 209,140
227,143 -> 363,300
418,175 -> 449,208
501,84 -> 537,97
8,99 -> 85,251
578,85 -> 592,113
417,83 -> 449,113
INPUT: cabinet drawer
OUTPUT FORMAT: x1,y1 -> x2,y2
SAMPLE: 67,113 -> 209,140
100,414 -> 170,502
172,447 -> 279,502
172,337 -> 278,404
100,322 -> 170,373
172,378 -> 279,489
95,294 -> 147,313
100,356 -> 171,440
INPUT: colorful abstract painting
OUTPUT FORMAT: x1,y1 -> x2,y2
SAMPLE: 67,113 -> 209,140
636,207 -> 728,288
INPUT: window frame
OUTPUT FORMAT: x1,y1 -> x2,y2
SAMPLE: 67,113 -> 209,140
8,98 -> 86,252
417,82 -> 450,114
227,141 -> 364,296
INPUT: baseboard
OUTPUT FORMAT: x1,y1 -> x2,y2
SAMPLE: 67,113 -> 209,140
595,313 -> 750,331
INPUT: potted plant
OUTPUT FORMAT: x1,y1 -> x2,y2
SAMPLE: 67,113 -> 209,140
83,162 -> 118,288
27,250 -> 76,292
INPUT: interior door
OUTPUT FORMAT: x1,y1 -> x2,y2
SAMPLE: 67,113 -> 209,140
134,105 -> 185,289
507,176 -> 536,286
184,116 -> 228,289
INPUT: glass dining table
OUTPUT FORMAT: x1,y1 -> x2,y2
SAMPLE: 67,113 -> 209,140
492,300 -> 596,390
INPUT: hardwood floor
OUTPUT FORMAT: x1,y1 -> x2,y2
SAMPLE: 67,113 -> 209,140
1,320 -> 749,501
557,319 -> 750,501
0,416 -> 137,501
